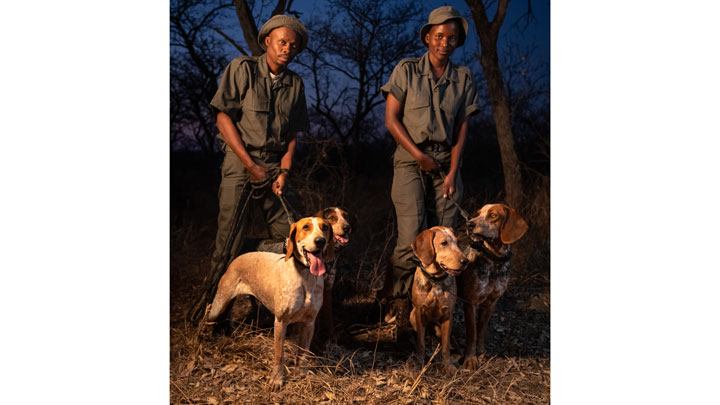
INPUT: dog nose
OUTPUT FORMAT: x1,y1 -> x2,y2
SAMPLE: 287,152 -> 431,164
460,257 -> 469,267
342,225 -> 351,233
314,237 -> 326,249
465,221 -> 475,229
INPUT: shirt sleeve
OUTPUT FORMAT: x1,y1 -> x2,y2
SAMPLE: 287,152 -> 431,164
288,81 -> 310,133
380,62 -> 408,103
210,59 -> 248,122
463,73 -> 481,118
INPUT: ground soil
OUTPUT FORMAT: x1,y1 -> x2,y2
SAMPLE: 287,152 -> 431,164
170,157 -> 549,404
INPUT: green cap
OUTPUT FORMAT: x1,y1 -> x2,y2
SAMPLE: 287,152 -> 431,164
258,14 -> 308,52
419,6 -> 468,47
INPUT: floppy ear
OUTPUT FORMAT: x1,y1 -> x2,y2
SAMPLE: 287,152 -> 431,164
500,205 -> 529,244
411,229 -> 436,266
285,222 -> 298,261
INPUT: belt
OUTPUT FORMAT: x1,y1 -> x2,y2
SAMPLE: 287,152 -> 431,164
247,149 -> 283,163
419,142 -> 449,153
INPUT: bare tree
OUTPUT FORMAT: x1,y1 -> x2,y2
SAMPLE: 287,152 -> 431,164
294,0 -> 424,171
465,0 -> 524,208
170,0 -> 233,155
232,0 -> 298,56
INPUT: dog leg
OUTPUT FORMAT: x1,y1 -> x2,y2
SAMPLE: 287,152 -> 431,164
476,302 -> 498,355
208,270 -> 247,321
268,318 -> 288,391
440,317 -> 457,374
462,302 -> 478,370
294,320 -> 315,376
319,276 -> 335,337
410,308 -> 425,367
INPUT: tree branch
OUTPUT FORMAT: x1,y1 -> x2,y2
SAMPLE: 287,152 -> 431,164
214,27 -> 248,56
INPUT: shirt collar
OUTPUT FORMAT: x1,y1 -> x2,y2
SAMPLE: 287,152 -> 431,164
419,51 -> 458,83
258,53 -> 293,87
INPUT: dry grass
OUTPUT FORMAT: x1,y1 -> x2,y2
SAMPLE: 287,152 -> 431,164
170,149 -> 549,404
170,319 -> 549,404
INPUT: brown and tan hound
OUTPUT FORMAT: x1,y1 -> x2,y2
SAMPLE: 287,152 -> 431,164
409,226 -> 468,374
313,207 -> 355,337
207,217 -> 335,390
458,204 -> 528,370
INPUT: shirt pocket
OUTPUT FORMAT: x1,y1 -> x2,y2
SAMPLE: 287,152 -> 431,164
403,92 -> 430,134
241,94 -> 270,140
440,96 -> 460,119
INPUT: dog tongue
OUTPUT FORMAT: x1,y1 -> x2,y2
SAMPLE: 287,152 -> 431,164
334,234 -> 349,244
307,251 -> 326,276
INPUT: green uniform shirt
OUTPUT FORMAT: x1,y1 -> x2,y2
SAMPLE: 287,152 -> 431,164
381,52 -> 481,148
210,54 -> 310,152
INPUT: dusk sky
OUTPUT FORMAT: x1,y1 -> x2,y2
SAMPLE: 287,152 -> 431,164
214,0 -> 550,67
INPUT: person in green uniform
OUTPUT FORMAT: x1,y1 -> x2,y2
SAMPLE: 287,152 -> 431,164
379,6 -> 481,323
208,15 -> 310,276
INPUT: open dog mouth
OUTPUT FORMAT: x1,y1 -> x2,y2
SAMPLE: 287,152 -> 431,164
301,247 -> 326,276
333,233 -> 349,246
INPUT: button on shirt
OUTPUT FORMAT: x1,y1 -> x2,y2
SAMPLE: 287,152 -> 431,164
210,54 -> 310,152
381,52 -> 481,147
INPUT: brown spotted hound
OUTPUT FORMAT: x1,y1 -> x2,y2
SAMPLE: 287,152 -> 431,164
458,204 -> 528,370
409,226 -> 468,374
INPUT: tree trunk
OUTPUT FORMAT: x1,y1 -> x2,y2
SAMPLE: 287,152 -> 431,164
234,0 -> 263,56
478,43 -> 523,208
466,0 -> 523,208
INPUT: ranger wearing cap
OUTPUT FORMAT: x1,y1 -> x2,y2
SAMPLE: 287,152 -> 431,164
208,15 -> 310,276
379,6 -> 481,312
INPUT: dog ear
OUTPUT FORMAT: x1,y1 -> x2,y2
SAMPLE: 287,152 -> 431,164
285,222 -> 298,261
500,205 -> 529,244
411,228 -> 436,266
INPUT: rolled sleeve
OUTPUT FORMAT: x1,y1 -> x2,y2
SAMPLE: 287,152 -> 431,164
210,59 -> 248,122
381,63 -> 408,103
463,75 -> 481,118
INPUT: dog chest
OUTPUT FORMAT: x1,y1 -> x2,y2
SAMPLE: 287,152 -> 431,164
276,273 -> 323,322
461,259 -> 510,304
414,275 -> 456,322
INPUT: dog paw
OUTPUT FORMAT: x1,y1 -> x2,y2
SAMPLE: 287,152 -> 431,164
462,356 -> 478,371
268,372 -> 285,391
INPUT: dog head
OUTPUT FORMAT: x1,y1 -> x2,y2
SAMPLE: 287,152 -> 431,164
285,217 -> 335,276
467,204 -> 528,245
314,207 -> 354,247
411,226 -> 468,277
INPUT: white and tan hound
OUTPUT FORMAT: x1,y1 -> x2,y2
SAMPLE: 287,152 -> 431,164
409,226 -> 468,374
208,217 -> 335,390
313,207 -> 355,337
458,204 -> 528,370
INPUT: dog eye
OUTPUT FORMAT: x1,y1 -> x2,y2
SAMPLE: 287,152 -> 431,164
321,224 -> 328,231
489,213 -> 497,218
302,224 -> 310,231
441,241 -> 448,246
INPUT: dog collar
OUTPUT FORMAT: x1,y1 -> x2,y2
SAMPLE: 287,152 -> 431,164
472,240 -> 512,263
419,263 -> 449,283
